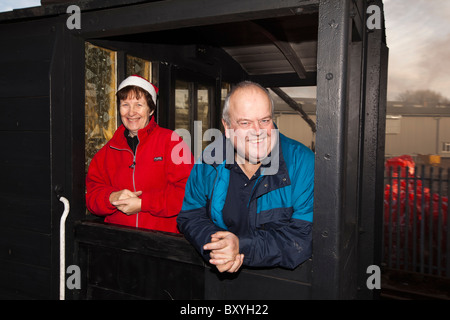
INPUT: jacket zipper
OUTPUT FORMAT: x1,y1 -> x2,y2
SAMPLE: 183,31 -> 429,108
133,136 -> 139,227
110,140 -> 139,228
209,164 -> 266,230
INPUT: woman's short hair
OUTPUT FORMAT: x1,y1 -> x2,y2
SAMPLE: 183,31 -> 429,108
117,85 -> 156,113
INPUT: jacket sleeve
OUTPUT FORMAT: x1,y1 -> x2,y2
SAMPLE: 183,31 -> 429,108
239,219 -> 312,269
139,133 -> 194,218
239,149 -> 314,269
85,147 -> 120,216
177,162 -> 224,262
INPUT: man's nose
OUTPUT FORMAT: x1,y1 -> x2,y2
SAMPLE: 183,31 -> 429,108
251,121 -> 261,134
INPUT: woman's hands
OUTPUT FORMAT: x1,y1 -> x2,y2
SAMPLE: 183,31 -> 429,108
109,189 -> 142,215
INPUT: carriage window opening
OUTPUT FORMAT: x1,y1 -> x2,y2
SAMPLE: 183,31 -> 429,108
272,86 -> 317,151
175,80 -> 191,132
123,55 -> 152,127
175,80 -> 217,155
84,42 -> 117,173
126,55 -> 152,80
197,84 -> 210,151
219,82 -> 231,132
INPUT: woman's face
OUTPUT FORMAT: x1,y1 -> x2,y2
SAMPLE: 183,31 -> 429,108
119,94 -> 153,137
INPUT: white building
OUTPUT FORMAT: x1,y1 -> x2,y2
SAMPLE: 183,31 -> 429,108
273,95 -> 450,159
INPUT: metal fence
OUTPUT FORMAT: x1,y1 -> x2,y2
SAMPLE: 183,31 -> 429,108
383,165 -> 449,277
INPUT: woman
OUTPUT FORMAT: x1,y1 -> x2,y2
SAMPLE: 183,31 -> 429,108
86,75 -> 193,233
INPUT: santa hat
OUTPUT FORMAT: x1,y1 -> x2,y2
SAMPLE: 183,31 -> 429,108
117,75 -> 158,104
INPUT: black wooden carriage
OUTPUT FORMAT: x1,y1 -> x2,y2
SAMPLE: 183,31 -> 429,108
0,0 -> 388,300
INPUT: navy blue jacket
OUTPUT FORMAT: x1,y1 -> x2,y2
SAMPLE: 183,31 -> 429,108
177,133 -> 314,269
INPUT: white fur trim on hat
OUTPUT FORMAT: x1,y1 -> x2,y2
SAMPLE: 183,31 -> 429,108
117,75 -> 158,104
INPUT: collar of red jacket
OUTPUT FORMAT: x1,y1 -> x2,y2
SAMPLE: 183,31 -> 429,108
110,116 -> 158,150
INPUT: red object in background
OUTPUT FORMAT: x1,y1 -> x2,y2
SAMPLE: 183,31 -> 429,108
384,155 -> 448,275
385,154 -> 415,177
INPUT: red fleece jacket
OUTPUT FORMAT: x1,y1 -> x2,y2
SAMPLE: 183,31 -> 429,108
85,117 -> 193,233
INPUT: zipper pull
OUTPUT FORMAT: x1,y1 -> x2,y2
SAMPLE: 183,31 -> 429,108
129,161 -> 136,169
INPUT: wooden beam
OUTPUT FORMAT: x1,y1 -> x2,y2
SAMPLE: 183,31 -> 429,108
312,0 -> 353,299
249,72 -> 317,87
252,21 -> 308,79
77,0 -> 319,38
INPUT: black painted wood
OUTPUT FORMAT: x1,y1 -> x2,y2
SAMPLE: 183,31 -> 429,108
0,17 -> 59,299
74,221 -> 312,300
0,0 -> 388,300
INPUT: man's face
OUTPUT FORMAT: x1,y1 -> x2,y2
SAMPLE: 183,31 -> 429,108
222,86 -> 276,164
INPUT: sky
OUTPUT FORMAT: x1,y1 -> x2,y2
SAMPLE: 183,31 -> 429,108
0,0 -> 40,12
0,0 -> 449,102
383,0 -> 450,101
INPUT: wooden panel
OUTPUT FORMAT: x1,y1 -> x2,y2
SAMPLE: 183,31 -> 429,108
75,221 -> 206,299
0,131 -> 49,167
0,33 -> 54,63
0,97 -> 49,131
85,246 -> 204,299
0,164 -> 50,197
0,227 -> 51,267
0,18 -> 56,300
0,60 -> 50,98
75,221 -> 204,265
74,221 -> 313,300
0,194 -> 50,233
205,266 -> 312,299
0,259 -> 51,299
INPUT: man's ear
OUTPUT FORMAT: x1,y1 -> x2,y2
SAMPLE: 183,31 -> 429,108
222,119 -> 230,138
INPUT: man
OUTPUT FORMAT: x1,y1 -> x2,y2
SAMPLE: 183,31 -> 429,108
177,81 -> 314,273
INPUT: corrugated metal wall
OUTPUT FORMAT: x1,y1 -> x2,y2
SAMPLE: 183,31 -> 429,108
275,114 -> 316,150
385,117 -> 450,157
276,114 -> 450,158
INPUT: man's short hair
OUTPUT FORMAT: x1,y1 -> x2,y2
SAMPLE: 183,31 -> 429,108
222,81 -> 274,126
